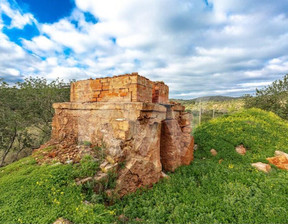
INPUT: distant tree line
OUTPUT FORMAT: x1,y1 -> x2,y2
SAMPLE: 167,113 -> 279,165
0,77 -> 70,166
244,74 -> 288,120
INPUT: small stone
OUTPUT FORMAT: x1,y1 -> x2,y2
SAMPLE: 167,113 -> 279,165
160,171 -> 170,179
104,163 -> 118,173
53,218 -> 72,224
235,144 -> 246,155
210,149 -> 217,156
100,161 -> 109,169
251,162 -> 271,173
83,200 -> 92,205
94,172 -> 108,182
106,155 -> 115,164
76,177 -> 93,185
118,214 -> 129,222
65,160 -> 73,164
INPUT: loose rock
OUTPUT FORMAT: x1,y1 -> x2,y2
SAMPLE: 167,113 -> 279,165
267,155 -> 288,170
210,149 -> 217,156
53,218 -> 72,224
274,150 -> 288,159
251,162 -> 271,173
235,144 -> 246,155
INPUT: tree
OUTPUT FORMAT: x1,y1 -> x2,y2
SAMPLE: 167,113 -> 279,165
0,77 -> 70,166
244,74 -> 288,120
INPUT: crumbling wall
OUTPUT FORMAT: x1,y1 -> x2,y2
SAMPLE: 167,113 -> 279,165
152,82 -> 169,104
70,73 -> 169,104
51,73 -> 193,196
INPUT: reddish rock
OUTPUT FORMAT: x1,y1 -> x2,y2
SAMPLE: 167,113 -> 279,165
160,119 -> 182,172
181,136 -> 194,165
267,155 -> 288,170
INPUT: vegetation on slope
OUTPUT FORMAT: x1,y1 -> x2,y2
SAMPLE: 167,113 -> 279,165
194,108 -> 288,159
113,109 -> 288,223
0,156 -> 114,224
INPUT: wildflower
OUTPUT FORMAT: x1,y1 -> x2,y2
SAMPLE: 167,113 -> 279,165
109,210 -> 116,215
228,164 -> 234,169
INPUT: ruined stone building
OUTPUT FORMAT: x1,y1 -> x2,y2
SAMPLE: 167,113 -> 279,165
51,73 -> 194,196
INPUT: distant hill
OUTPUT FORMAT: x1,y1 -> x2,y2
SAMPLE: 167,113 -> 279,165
192,95 -> 243,102
172,95 -> 242,103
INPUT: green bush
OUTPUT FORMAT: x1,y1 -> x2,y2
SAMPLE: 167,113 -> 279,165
244,74 -> 288,120
194,108 -> 288,161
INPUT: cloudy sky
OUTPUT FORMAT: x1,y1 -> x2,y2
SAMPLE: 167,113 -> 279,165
0,0 -> 288,98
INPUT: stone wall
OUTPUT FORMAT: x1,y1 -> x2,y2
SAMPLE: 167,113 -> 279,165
51,73 -> 193,196
70,73 -> 169,104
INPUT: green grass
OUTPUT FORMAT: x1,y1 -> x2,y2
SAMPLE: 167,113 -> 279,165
0,156 -> 114,224
1,108 -> 288,223
194,108 -> 288,160
113,108 -> 288,223
113,156 -> 288,223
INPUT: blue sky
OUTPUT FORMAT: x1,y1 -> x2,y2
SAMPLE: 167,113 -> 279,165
0,0 -> 288,98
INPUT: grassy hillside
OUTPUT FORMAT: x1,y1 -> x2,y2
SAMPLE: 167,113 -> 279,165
0,156 -> 114,223
1,109 -> 288,223
113,109 -> 288,223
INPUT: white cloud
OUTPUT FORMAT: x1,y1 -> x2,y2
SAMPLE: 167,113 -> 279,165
1,0 -> 288,98
237,82 -> 272,88
0,0 -> 35,29
5,68 -> 20,76
22,35 -> 62,55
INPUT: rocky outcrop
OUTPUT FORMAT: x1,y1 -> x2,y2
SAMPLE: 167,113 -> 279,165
50,73 -> 194,196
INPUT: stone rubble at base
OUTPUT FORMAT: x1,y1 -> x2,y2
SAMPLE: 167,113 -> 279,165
51,73 -> 194,196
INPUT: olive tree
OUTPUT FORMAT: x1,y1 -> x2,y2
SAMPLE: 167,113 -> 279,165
244,74 -> 288,120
